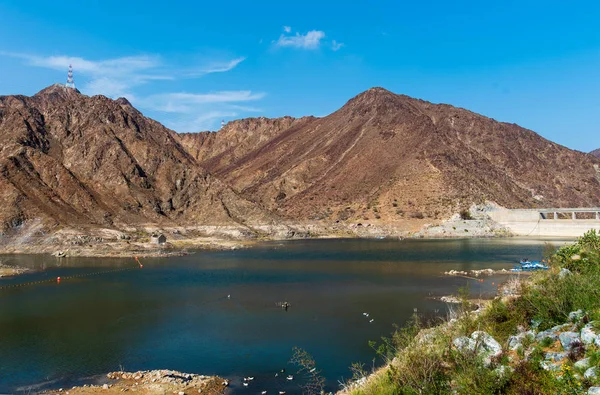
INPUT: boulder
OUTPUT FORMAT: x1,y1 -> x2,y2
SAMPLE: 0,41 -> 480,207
536,330 -> 559,343
588,387 -> 600,395
585,367 -> 598,380
568,309 -> 584,322
551,323 -> 573,333
471,331 -> 503,366
574,358 -> 591,370
540,360 -> 561,371
453,336 -> 476,353
559,268 -> 573,278
508,330 -> 536,351
581,322 -> 600,346
545,351 -> 568,362
559,331 -> 581,351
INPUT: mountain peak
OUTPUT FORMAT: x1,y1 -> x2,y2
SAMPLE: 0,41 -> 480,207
34,84 -> 82,100
355,87 -> 396,99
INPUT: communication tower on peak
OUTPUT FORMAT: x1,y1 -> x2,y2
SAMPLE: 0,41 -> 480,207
65,64 -> 76,89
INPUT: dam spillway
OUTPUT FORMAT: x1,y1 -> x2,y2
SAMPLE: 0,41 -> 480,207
488,208 -> 600,237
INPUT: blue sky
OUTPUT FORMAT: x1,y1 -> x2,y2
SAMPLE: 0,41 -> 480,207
1,0 -> 599,151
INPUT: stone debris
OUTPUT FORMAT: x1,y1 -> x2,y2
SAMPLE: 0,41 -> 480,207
558,331 -> 581,351
585,367 -> 598,380
453,331 -> 502,367
508,330 -> 535,351
444,268 -> 511,277
575,358 -> 592,370
48,370 -> 225,394
581,322 -> 600,346
568,309 -> 584,322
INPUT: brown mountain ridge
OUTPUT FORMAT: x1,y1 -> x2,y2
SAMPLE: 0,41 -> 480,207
178,87 -> 600,223
1,85 -> 599,252
0,84 -> 274,241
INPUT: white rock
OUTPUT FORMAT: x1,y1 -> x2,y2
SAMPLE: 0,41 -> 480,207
453,336 -> 475,353
575,358 -> 591,370
581,322 -> 600,345
585,367 -> 598,380
559,268 -> 572,278
544,351 -> 568,362
103,384 -> 109,390
559,331 -> 581,351
568,310 -> 584,322
508,330 -> 535,351
471,331 -> 503,366
588,387 -> 600,395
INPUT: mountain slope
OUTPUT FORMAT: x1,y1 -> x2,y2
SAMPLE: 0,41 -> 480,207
180,88 -> 600,223
591,148 -> 600,158
0,85 -> 273,234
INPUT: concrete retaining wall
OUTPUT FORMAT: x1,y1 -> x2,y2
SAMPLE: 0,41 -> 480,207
488,209 -> 600,237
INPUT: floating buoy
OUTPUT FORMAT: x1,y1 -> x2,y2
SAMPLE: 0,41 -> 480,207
57,276 -> 61,284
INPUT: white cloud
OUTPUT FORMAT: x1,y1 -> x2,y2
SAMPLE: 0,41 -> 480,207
283,26 -> 292,33
0,51 -> 246,99
144,91 -> 266,113
331,40 -> 344,51
141,90 -> 266,132
187,57 -> 246,76
165,111 -> 239,132
0,51 -> 261,133
275,30 -> 326,50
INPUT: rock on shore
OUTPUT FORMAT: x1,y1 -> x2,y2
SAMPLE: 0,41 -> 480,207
46,370 -> 227,395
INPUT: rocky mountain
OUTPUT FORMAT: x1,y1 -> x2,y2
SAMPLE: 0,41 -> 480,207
0,84 -> 274,236
2,85 -> 598,244
178,87 -> 600,223
591,148 -> 600,158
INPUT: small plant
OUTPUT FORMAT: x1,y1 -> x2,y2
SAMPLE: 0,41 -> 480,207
460,209 -> 473,220
289,347 -> 325,395
539,336 -> 555,348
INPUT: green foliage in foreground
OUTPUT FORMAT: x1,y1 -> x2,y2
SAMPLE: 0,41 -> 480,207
348,230 -> 600,395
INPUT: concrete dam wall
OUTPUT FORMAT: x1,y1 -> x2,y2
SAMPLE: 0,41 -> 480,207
488,208 -> 600,237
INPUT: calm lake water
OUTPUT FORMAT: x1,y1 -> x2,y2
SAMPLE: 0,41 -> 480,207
0,238 -> 569,393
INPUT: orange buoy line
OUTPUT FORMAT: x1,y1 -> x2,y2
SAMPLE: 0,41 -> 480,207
0,257 -> 143,291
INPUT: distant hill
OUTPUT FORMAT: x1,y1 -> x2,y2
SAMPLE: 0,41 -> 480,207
591,148 -> 600,158
0,84 -> 273,234
178,87 -> 600,223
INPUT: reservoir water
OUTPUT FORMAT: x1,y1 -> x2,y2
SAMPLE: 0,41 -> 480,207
0,238 -> 566,393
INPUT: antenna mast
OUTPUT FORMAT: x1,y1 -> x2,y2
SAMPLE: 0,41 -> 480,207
65,64 -> 76,89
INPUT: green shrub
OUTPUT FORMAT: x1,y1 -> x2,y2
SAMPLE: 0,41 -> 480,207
460,209 -> 473,220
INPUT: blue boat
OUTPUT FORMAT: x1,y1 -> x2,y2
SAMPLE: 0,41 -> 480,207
511,259 -> 549,272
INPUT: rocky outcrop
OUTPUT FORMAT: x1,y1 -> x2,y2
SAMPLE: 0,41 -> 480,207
591,149 -> 600,158
0,85 -> 275,237
453,331 -> 502,367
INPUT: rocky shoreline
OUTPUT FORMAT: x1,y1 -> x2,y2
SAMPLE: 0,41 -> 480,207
0,210 -> 516,260
0,262 -> 30,277
44,370 -> 227,395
